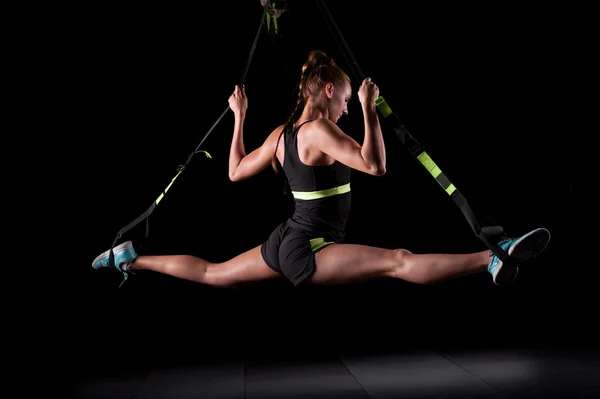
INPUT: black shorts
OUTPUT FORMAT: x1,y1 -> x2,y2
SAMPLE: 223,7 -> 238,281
261,220 -> 336,286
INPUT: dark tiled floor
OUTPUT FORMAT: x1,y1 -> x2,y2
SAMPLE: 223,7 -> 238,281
67,346 -> 600,398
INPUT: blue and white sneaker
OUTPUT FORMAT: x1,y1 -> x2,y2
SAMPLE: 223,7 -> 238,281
488,227 -> 551,286
92,241 -> 138,286
92,241 -> 138,270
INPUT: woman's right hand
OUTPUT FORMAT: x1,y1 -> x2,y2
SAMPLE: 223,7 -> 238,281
358,77 -> 379,107
228,85 -> 247,115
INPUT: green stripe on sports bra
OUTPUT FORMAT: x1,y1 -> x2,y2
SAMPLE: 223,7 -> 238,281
292,183 -> 351,200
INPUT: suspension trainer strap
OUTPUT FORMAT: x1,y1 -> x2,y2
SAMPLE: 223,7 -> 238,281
108,0 -> 273,271
314,0 -> 364,83
314,0 -> 513,263
374,100 -> 512,263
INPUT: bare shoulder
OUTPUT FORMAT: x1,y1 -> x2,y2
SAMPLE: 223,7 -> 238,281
308,118 -> 342,137
267,124 -> 285,139
265,124 -> 286,154
311,117 -> 336,130
306,118 -> 360,154
261,124 -> 285,146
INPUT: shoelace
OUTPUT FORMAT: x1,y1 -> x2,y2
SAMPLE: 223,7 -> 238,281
489,238 -> 517,257
117,263 -> 135,288
118,271 -> 129,288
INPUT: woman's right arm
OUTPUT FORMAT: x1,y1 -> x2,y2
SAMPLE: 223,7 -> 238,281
227,85 -> 285,182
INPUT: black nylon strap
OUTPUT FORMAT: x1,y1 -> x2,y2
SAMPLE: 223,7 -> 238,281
314,0 -> 512,261
107,1 -> 273,271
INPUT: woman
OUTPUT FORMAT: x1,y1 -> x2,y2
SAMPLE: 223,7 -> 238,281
92,50 -> 550,288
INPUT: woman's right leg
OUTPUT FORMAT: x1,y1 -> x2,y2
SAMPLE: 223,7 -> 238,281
131,245 -> 281,287
94,243 -> 282,288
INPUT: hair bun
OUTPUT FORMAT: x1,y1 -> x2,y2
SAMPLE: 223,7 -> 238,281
308,50 -> 334,66
301,50 -> 335,77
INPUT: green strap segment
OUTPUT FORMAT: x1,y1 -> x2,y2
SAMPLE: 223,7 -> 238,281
374,96 -> 457,197
417,151 -> 456,196
266,2 -> 280,34
156,170 -> 182,205
155,151 -> 211,205
375,96 -> 392,118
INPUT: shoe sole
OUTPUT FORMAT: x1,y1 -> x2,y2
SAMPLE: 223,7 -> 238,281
495,228 -> 551,286
508,227 -> 551,260
92,241 -> 134,268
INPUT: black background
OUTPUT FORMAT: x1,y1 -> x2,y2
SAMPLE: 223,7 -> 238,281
51,0 -> 587,386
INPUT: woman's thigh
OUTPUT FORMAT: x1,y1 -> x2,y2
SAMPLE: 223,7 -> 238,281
308,243 -> 401,284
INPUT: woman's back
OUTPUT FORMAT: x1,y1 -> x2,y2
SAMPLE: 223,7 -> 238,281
281,120 -> 352,241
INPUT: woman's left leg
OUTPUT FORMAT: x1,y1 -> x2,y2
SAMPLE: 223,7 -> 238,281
307,243 -> 489,285
307,227 -> 550,285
